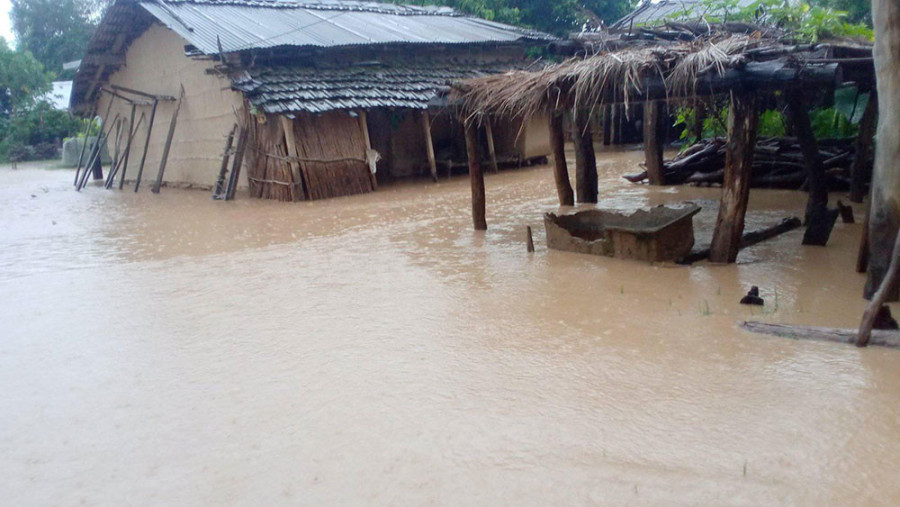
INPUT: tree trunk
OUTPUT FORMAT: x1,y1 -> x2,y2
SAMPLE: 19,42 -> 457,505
573,108 -> 598,203
865,0 -> 900,300
549,112 -> 575,206
643,100 -> 666,185
849,93 -> 878,203
788,92 -> 836,246
709,92 -> 759,263
465,118 -> 487,231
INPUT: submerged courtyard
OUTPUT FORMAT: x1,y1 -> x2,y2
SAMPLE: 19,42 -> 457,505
1,150 -> 898,504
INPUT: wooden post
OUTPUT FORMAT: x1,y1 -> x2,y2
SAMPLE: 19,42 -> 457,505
858,205 -> 871,273
709,93 -> 760,263
134,98 -> 159,192
643,100 -> 666,185
788,92 -> 835,246
421,111 -> 438,182
280,115 -> 304,200
213,124 -> 236,198
865,0 -> 900,300
602,104 -> 612,146
464,117 -> 487,231
119,107 -> 140,190
358,110 -> 378,190
549,112 -> 575,206
849,93 -> 878,203
73,108 -> 97,186
573,108 -> 598,203
693,100 -> 706,141
152,88 -> 185,194
225,125 -> 248,201
526,226 -> 535,253
484,116 -> 499,174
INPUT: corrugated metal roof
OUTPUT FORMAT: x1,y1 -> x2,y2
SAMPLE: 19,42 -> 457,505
141,0 -> 553,54
233,61 -> 530,114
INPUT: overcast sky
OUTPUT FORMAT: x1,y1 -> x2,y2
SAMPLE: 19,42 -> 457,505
0,0 -> 13,46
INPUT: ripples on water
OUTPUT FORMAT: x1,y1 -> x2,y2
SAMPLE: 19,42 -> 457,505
1,152 -> 898,505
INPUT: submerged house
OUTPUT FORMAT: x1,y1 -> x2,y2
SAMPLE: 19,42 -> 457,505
70,0 -> 554,200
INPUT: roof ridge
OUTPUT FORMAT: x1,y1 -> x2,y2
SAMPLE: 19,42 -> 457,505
155,0 -> 461,16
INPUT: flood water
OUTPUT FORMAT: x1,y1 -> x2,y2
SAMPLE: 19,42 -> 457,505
2,150 -> 899,505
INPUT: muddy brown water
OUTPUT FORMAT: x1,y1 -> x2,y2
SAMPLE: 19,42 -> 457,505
2,151 -> 899,505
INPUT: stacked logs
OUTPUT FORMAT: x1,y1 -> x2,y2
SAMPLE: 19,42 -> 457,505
625,137 -> 866,189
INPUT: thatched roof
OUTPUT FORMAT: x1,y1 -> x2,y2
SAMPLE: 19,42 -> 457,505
453,30 -> 873,121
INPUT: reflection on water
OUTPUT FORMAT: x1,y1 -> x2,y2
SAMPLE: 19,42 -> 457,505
1,150 -> 898,505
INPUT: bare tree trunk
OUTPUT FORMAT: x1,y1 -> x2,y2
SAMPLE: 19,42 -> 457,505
865,0 -> 900,300
709,92 -> 759,263
573,108 -> 598,203
549,113 -> 575,206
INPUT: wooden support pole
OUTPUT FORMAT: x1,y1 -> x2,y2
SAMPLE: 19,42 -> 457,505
865,0 -> 900,300
526,226 -> 535,253
709,92 -> 760,263
549,112 -> 575,207
225,125 -> 248,201
484,116 -> 499,174
643,100 -> 666,186
119,107 -> 140,190
421,111 -> 438,182
213,124 -> 237,198
280,116 -> 304,200
152,88 -> 185,194
573,108 -> 598,203
464,117 -> 487,231
849,93 -> 878,203
358,110 -> 377,190
134,99 -> 159,193
73,111 -> 96,186
788,92 -> 835,246
602,105 -> 612,146
857,205 -> 871,273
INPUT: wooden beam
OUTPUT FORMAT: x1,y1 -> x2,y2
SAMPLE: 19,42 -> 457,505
573,108 -> 598,203
108,84 -> 176,102
741,321 -> 900,350
643,100 -> 666,185
709,92 -> 760,263
152,88 -> 185,194
358,111 -> 377,190
549,112 -> 575,206
788,92 -> 835,246
849,93 -> 878,203
464,117 -> 487,231
484,116 -> 499,174
84,53 -> 126,66
280,116 -> 304,200
213,124 -> 237,199
421,111 -> 438,182
134,98 -> 159,192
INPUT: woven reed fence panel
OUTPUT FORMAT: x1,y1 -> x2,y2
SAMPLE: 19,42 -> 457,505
293,112 -> 373,200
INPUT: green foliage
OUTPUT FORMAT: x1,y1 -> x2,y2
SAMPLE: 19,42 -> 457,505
669,0 -> 873,42
11,0 -> 96,75
0,101 -> 79,161
0,40 -> 53,116
673,105 -> 727,146
758,109 -> 787,137
391,0 -> 634,35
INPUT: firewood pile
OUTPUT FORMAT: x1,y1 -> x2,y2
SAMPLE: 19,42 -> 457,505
624,137 -> 865,189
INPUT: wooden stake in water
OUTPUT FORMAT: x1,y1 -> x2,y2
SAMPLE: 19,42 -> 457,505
526,226 -> 535,253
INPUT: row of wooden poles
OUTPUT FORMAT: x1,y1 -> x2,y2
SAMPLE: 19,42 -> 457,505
73,84 -> 182,195
463,90 -> 877,265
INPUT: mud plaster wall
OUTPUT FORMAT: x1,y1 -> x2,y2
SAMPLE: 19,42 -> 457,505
97,23 -> 245,189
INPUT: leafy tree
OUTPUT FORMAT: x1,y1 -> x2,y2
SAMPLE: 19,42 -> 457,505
0,39 -> 52,116
810,0 -> 871,25
393,0 -> 635,35
10,0 -> 95,75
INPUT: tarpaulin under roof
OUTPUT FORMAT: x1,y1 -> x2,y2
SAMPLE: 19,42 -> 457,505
232,61 -> 529,114
142,0 -> 553,54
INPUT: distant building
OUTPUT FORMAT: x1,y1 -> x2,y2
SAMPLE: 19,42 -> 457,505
70,0 -> 555,200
